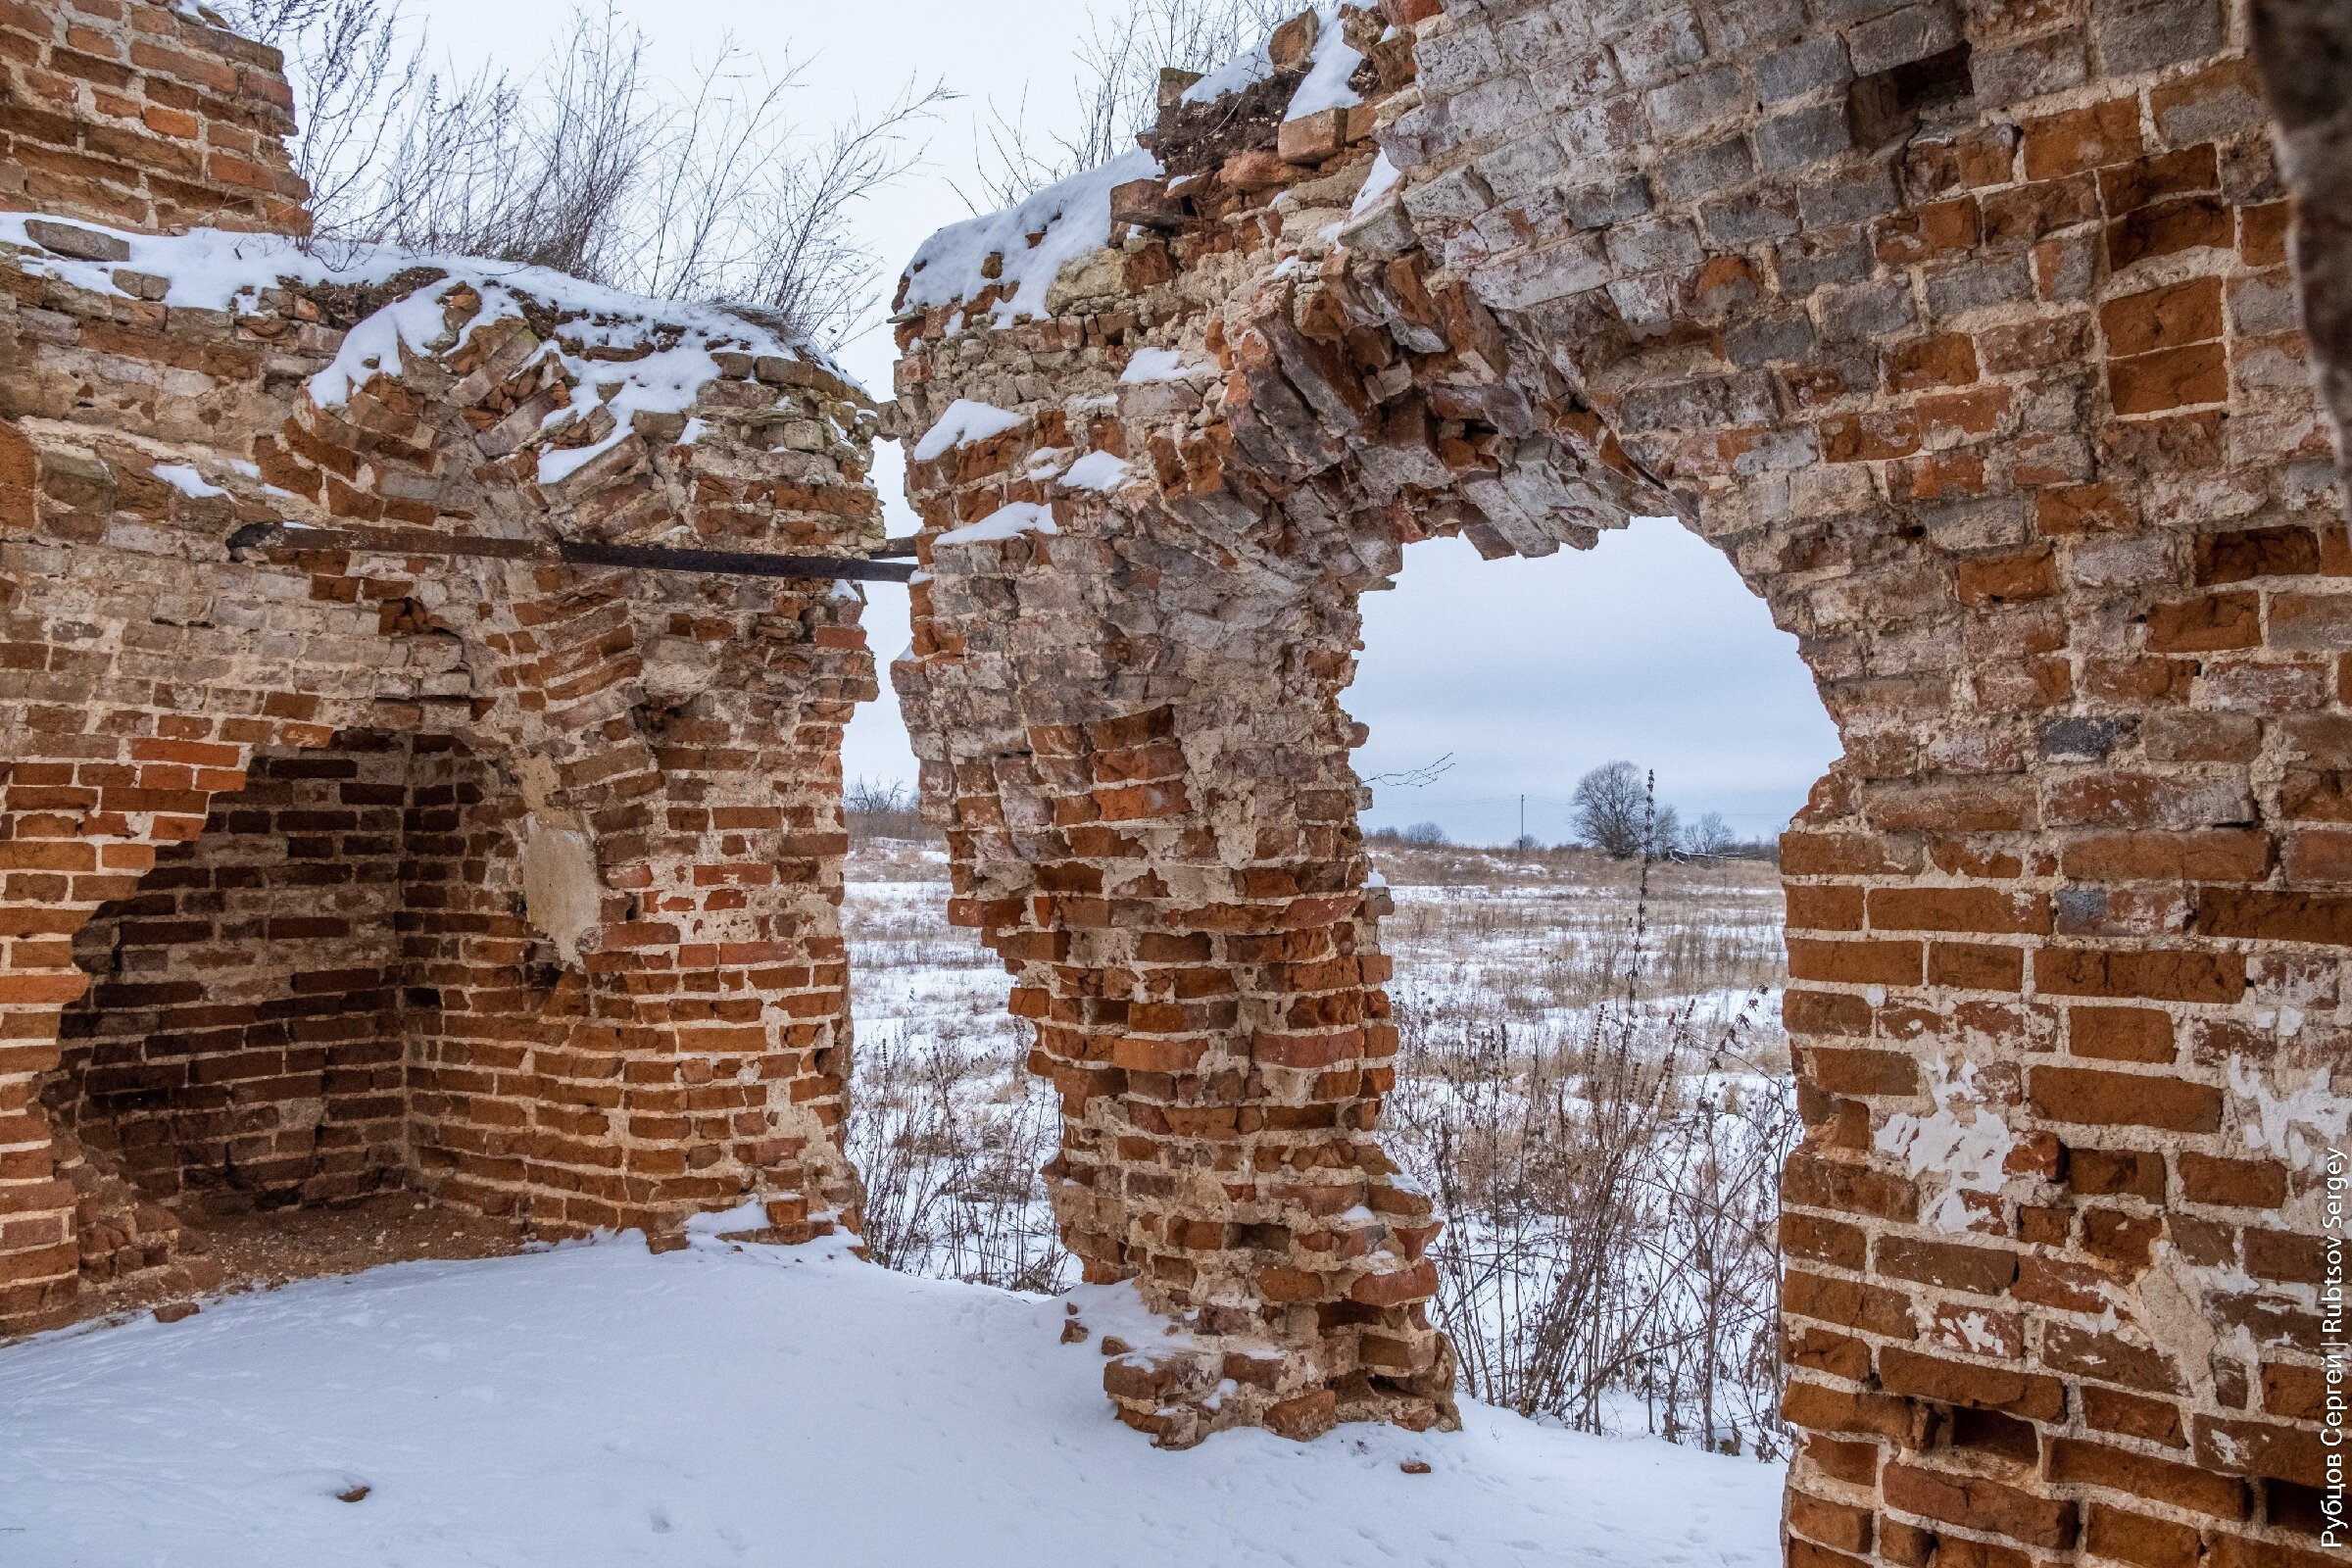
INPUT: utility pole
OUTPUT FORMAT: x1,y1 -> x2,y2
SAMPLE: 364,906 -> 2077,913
1519,795 -> 1526,859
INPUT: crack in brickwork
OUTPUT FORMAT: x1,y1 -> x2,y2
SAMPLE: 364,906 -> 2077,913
892,0 -> 2346,1556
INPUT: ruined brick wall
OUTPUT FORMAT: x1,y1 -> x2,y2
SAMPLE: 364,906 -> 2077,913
0,0 -> 309,234
0,243 -> 885,1328
53,731 -> 521,1217
1,0 -> 886,1328
891,6 -> 1654,1448
1391,0 -> 2341,1561
894,0 -> 2344,1557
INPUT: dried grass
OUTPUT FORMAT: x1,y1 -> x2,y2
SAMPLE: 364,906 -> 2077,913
843,833 -> 1793,1455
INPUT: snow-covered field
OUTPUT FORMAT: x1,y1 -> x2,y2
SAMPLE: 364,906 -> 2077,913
0,838 -> 1791,1564
0,1228 -> 1785,1567
835,840 -> 1796,1455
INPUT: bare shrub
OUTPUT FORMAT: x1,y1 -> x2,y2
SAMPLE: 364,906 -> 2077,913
963,0 -> 1298,208
1385,839 -> 1795,1457
226,0 -> 943,347
838,817 -> 1792,1452
223,1 -> 447,232
845,777 -> 929,845
845,1020 -> 1069,1296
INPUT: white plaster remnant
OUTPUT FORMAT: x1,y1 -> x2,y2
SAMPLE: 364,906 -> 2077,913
2228,1054 -> 2351,1172
521,818 -> 602,965
1874,1058 -> 2017,1233
511,754 -> 603,965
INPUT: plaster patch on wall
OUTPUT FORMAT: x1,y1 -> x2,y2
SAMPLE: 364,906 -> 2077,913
2227,1054 -> 2351,1173
521,817 -> 602,964
1874,1059 -> 2016,1234
2129,1244 -> 2223,1405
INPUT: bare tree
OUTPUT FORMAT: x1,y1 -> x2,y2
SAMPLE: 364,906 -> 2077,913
1685,812 -> 1738,860
844,777 -> 930,844
225,0 -> 945,348
1570,761 -> 1647,858
963,0 -> 1298,208
1650,803 -> 1685,861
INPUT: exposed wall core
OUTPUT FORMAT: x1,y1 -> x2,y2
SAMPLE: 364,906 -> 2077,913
893,0 -> 2344,1560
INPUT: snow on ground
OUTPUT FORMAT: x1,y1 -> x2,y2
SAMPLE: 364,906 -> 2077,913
0,1231 -> 1784,1567
0,843 -> 1789,1562
842,866 -> 1012,1045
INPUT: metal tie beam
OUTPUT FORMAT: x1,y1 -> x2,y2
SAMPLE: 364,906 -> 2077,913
225,522 -> 915,583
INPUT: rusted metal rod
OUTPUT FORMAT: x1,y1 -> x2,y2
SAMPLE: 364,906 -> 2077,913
224,521 -> 915,583
561,541 -> 913,583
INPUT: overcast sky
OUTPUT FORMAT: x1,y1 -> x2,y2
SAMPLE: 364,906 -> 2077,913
401,0 -> 1839,844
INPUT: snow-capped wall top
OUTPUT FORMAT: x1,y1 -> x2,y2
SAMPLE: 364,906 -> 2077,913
899,148 -> 1160,327
3,212 -> 859,488
0,213 -> 829,367
1287,8 -> 1365,119
1180,34 -> 1278,104
1178,5 -> 1360,119
910,399 -> 1026,462
894,7 -> 1374,333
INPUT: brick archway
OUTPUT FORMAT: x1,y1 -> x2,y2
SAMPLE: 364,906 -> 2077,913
892,0 -> 2339,1557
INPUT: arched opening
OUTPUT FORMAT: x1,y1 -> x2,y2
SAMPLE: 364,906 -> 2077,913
831,567 -> 1066,1294
47,729 -> 547,1305
1346,516 -> 1838,1456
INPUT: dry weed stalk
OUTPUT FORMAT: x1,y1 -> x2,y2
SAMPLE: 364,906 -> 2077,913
1387,790 -> 1794,1456
847,1020 -> 1069,1296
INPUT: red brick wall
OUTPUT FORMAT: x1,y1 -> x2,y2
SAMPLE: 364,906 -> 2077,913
3,87 -> 883,1328
0,286 -> 881,1327
0,0 -> 309,234
891,1 -> 2343,1558
55,736 -> 421,1212
1385,2 -> 2339,1560
47,731 -> 556,1220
